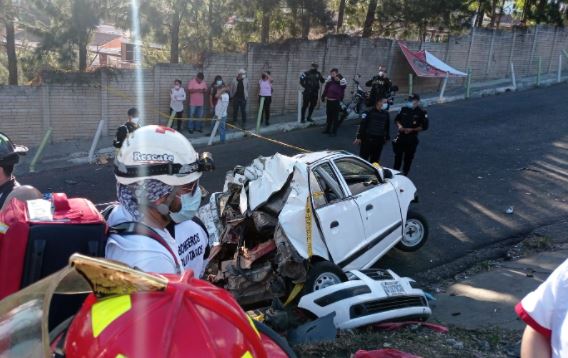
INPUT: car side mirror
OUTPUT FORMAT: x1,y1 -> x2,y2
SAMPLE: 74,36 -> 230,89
376,167 -> 385,183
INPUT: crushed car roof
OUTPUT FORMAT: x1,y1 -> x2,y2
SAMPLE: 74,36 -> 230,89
293,150 -> 349,165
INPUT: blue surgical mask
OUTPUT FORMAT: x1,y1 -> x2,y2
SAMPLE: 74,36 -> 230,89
170,186 -> 202,223
216,80 -> 222,86
381,103 -> 389,110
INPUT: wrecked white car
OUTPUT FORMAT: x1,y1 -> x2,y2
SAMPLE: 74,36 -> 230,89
199,151 -> 429,307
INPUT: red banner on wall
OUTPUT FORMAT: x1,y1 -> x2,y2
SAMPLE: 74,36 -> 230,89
398,41 -> 467,78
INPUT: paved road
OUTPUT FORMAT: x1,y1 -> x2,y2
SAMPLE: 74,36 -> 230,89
20,83 -> 568,276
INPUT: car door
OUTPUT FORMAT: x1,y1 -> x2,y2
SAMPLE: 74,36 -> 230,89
310,162 -> 367,267
332,157 -> 403,268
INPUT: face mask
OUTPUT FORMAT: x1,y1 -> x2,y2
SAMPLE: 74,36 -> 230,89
378,71 -> 384,77
170,186 -> 202,224
131,117 -> 140,125
216,80 -> 222,86
406,102 -> 413,108
381,103 -> 388,110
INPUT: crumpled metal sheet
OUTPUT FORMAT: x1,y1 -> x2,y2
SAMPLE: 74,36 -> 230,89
252,211 -> 278,235
223,260 -> 287,306
247,153 -> 297,211
197,193 -> 222,245
274,225 -> 307,283
278,165 -> 329,261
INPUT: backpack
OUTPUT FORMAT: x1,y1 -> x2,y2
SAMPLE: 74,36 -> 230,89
0,193 -> 107,300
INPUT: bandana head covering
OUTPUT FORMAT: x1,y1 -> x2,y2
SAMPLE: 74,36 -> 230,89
117,179 -> 174,220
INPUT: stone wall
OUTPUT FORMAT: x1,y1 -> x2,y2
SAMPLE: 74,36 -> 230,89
1,26 -> 567,146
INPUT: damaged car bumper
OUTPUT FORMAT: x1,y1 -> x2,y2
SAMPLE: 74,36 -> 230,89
297,269 -> 431,330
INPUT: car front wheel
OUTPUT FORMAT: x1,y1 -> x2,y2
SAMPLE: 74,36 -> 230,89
396,210 -> 429,252
303,261 -> 347,295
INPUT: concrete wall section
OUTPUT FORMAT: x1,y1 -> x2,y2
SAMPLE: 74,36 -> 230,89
1,25 -> 567,147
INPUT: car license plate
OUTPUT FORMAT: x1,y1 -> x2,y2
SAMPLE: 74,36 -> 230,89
381,281 -> 406,297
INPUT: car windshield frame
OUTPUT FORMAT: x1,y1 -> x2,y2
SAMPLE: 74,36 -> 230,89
331,156 -> 383,197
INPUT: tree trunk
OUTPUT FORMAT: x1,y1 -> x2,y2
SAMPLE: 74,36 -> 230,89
6,20 -> 18,85
261,8 -> 270,43
362,0 -> 378,37
208,0 -> 213,51
522,0 -> 534,24
336,0 -> 346,33
79,37 -> 88,72
475,1 -> 485,27
496,0 -> 504,29
290,5 -> 298,37
301,8 -> 310,39
489,0 -> 498,27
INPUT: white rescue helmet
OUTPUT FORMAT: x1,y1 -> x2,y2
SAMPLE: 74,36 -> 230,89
114,125 -> 209,186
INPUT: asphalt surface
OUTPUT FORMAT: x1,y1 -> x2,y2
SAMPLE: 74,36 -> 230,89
20,83 -> 568,276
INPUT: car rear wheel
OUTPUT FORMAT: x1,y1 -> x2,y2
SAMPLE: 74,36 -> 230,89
303,261 -> 347,295
396,210 -> 429,252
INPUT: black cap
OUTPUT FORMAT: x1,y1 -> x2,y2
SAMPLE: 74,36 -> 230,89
311,62 -> 318,68
0,132 -> 28,166
408,93 -> 420,101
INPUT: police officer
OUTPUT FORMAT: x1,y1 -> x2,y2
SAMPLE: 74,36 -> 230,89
0,132 -> 28,208
354,97 -> 390,164
393,93 -> 428,175
300,62 -> 325,123
366,66 -> 392,107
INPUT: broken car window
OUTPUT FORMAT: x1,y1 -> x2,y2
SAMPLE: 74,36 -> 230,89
311,163 -> 344,206
334,158 -> 381,196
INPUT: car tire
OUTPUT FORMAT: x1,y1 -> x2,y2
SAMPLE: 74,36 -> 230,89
396,210 -> 429,252
303,261 -> 348,295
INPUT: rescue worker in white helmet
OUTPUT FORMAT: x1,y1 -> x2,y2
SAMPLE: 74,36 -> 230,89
105,125 -> 214,275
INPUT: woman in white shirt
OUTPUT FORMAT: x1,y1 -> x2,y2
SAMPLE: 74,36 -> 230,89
170,79 -> 186,131
214,85 -> 230,143
258,71 -> 273,126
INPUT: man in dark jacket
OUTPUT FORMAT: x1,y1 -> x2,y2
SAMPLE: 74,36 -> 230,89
300,62 -> 325,123
321,68 -> 347,136
113,107 -> 140,149
0,132 -> 28,208
354,97 -> 390,164
366,66 -> 392,107
393,93 -> 428,175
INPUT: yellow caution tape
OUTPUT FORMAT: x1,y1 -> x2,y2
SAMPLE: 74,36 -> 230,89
284,196 -> 314,306
284,283 -> 305,306
104,84 -> 311,153
305,196 -> 313,258
242,351 -> 253,358
91,295 -> 132,337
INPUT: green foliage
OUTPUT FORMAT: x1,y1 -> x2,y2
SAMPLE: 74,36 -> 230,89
378,0 -> 473,39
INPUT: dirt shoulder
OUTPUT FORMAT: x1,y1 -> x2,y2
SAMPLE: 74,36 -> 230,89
294,218 -> 568,357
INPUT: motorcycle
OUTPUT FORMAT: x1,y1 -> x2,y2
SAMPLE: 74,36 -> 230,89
339,75 -> 368,124
338,75 -> 398,127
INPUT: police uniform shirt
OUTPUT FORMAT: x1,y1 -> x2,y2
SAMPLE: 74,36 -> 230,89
397,107 -> 427,133
173,219 -> 209,276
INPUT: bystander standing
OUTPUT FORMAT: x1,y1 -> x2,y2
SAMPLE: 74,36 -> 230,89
170,79 -> 186,131
258,71 -> 273,126
214,84 -> 230,144
187,72 -> 208,134
321,68 -> 346,136
113,107 -> 140,150
230,69 -> 249,126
